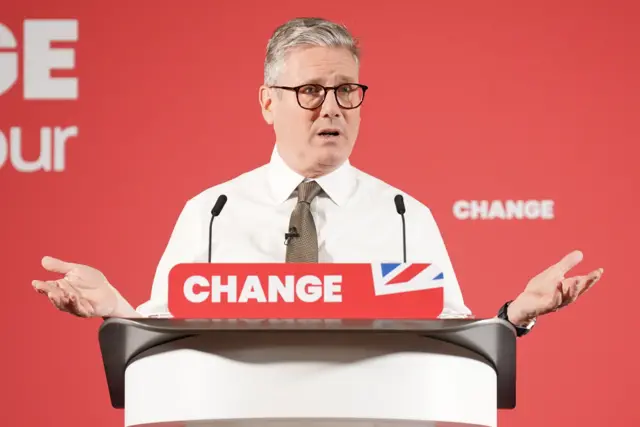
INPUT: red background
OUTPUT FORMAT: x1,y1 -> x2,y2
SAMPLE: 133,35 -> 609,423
1,1 -> 638,425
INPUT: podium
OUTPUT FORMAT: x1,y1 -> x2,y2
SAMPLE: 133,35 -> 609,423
99,318 -> 516,427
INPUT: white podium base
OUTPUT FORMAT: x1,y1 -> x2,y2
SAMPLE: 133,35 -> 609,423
124,332 -> 497,427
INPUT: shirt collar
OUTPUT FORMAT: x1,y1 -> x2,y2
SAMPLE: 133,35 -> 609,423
267,145 -> 356,206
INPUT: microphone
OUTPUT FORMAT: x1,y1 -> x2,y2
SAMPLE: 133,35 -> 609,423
284,226 -> 299,245
394,194 -> 407,263
208,195 -> 228,262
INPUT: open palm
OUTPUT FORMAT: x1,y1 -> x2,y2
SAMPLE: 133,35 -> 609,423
32,256 -> 118,317
509,250 -> 603,324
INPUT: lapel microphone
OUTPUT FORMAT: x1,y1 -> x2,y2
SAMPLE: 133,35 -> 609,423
284,227 -> 299,245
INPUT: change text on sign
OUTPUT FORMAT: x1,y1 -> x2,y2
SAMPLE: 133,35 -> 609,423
184,275 -> 343,303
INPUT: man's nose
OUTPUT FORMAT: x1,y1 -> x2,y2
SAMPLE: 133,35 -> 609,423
320,90 -> 342,117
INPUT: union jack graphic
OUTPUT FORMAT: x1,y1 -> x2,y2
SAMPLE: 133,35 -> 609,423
371,263 -> 444,296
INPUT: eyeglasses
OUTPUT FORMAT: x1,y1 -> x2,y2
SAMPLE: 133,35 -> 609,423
270,83 -> 368,110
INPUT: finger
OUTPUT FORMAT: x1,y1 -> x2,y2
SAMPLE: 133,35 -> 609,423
560,277 -> 583,304
32,279 -> 55,294
70,296 -> 94,317
35,280 -> 72,312
53,279 -> 81,310
552,250 -> 584,276
578,268 -> 604,296
47,288 -> 71,311
559,269 -> 602,307
33,280 -> 66,298
548,285 -> 565,312
41,256 -> 77,275
55,277 -> 78,297
34,279 -> 90,317
57,281 -> 92,317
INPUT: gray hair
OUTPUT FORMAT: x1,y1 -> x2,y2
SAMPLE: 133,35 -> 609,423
264,17 -> 360,85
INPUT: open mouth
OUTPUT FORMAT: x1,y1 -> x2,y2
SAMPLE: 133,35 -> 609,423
318,129 -> 341,137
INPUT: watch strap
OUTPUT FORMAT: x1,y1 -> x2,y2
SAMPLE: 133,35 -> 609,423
498,300 -> 535,337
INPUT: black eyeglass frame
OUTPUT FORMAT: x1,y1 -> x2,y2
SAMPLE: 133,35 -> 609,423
269,83 -> 369,110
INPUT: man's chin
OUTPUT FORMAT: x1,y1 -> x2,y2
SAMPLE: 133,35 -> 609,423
315,147 -> 350,168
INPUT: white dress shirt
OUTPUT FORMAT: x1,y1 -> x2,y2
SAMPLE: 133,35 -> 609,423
136,146 -> 473,319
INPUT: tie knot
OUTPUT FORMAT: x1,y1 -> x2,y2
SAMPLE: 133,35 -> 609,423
295,180 -> 323,204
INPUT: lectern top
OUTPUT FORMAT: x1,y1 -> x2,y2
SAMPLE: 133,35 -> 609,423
98,318 -> 516,410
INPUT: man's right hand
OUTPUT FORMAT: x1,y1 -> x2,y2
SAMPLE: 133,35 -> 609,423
32,256 -> 121,318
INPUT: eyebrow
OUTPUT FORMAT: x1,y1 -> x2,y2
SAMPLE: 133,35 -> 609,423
302,75 -> 358,85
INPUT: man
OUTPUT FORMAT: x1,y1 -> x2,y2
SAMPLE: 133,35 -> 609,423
32,18 -> 603,335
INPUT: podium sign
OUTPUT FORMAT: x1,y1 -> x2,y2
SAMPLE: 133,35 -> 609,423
101,264 -> 515,427
168,263 -> 445,319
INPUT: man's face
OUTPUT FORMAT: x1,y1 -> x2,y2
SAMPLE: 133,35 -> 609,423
260,46 -> 362,176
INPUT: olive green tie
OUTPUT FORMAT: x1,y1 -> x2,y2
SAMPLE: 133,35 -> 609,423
285,181 -> 323,263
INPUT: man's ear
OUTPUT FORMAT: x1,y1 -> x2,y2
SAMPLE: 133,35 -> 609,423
259,85 -> 274,125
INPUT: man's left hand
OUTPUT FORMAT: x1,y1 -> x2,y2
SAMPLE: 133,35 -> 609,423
507,250 -> 604,326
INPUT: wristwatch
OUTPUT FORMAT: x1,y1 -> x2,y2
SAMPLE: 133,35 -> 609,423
498,300 -> 536,337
